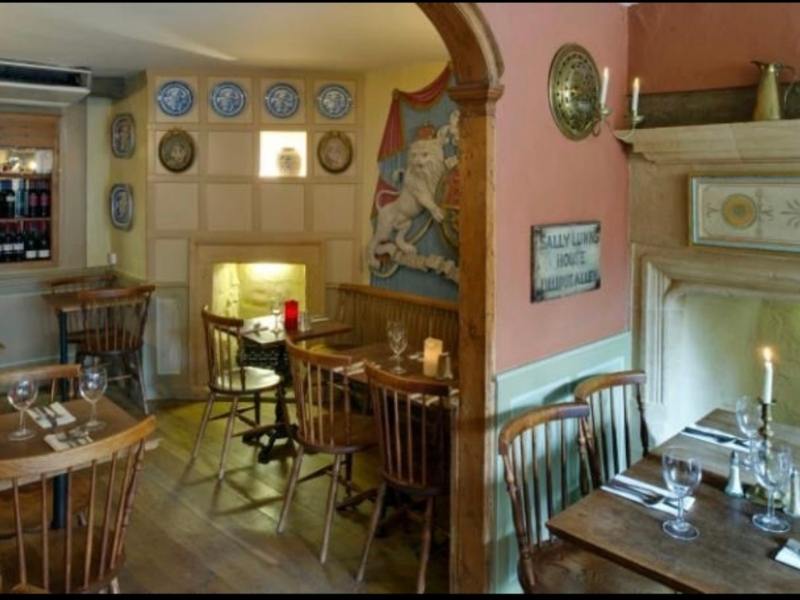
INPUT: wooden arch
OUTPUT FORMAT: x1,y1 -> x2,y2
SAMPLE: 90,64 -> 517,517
416,3 -> 504,594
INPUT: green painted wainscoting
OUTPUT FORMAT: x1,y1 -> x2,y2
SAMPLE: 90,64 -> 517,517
491,331 -> 632,593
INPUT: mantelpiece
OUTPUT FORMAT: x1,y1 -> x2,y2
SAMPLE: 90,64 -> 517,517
616,119 -> 800,164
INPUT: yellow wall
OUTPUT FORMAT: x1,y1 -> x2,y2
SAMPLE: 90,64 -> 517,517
86,97 -> 112,267
360,61 -> 448,282
108,73 -> 148,280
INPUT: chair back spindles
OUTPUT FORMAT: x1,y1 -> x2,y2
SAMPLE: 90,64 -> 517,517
0,364 -> 79,403
78,285 -> 154,356
201,308 -> 248,395
574,371 -> 649,485
1,417 -> 154,594
46,273 -> 117,342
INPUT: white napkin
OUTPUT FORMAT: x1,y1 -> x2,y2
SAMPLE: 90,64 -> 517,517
332,361 -> 365,377
27,402 -> 77,430
775,539 -> 800,571
310,315 -> 330,323
679,423 -> 750,452
43,430 -> 92,451
602,474 -> 695,517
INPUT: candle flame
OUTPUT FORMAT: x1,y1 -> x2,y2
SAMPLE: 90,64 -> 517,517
763,347 -> 773,362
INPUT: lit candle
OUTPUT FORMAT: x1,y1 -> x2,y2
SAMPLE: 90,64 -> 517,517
600,67 -> 610,107
762,347 -> 774,404
631,77 -> 640,114
284,299 -> 299,331
423,337 -> 443,377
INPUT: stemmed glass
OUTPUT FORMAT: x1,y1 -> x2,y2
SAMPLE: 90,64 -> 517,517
7,378 -> 38,442
752,442 -> 793,533
271,300 -> 283,335
735,395 -> 761,468
386,321 -> 408,374
661,447 -> 702,540
79,365 -> 107,432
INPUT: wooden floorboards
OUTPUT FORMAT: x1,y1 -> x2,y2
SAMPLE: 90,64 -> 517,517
116,399 -> 449,593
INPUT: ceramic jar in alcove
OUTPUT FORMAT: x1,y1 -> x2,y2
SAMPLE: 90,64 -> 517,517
277,147 -> 301,177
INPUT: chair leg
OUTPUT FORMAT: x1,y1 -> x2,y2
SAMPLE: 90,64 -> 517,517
218,396 -> 240,481
416,497 -> 435,594
344,453 -> 354,498
320,453 -> 343,564
191,392 -> 216,461
109,577 -> 120,594
356,481 -> 387,584
277,445 -> 305,533
131,350 -> 148,415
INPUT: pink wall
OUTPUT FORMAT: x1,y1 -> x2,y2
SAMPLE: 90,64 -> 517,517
630,3 -> 800,93
480,3 -> 631,373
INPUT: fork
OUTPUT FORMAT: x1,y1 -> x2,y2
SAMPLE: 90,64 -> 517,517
606,480 -> 679,508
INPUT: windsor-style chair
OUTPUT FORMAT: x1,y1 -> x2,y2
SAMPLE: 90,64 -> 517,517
0,415 -> 156,593
498,402 -> 666,593
45,272 -> 117,347
192,307 -> 281,481
76,285 -> 154,415
574,370 -> 649,485
278,338 -> 376,564
357,363 -> 453,594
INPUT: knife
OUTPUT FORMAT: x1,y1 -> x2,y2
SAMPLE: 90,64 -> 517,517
684,426 -> 749,449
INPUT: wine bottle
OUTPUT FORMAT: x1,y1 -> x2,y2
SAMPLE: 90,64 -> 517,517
28,181 -> 39,219
13,226 -> 24,262
24,225 -> 37,261
39,182 -> 50,218
2,227 -> 12,262
5,185 -> 15,219
37,224 -> 50,260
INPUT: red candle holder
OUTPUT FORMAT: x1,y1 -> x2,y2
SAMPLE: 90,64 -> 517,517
284,299 -> 299,331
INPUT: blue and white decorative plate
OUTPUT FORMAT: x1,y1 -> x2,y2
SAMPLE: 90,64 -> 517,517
316,84 -> 352,120
264,83 -> 300,119
157,80 -> 194,117
210,81 -> 247,117
109,184 -> 134,231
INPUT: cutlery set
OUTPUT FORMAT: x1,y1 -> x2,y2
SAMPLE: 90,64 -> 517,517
683,426 -> 749,449
605,479 -> 680,509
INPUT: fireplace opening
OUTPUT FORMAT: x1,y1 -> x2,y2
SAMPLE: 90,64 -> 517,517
211,262 -> 307,319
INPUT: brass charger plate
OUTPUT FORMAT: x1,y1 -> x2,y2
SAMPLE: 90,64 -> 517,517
548,43 -> 601,141
317,130 -> 353,174
158,128 -> 195,173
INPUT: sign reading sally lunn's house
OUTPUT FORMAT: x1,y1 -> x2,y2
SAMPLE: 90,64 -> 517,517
531,221 -> 601,302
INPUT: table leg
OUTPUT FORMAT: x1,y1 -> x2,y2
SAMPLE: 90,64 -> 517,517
256,381 -> 295,463
53,310 -> 69,530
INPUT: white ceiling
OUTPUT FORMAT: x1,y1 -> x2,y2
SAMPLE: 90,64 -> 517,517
0,3 -> 448,77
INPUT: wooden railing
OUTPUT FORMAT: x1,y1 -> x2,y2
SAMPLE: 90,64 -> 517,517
330,284 -> 458,355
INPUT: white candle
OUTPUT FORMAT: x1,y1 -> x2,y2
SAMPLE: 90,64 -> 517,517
423,337 -> 443,377
600,67 -> 610,107
631,77 -> 640,114
763,347 -> 774,404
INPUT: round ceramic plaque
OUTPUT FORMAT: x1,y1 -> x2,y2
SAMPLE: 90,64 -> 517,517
110,113 -> 135,158
109,184 -> 133,230
317,131 -> 353,174
157,80 -> 194,117
264,83 -> 300,119
210,81 -> 247,117
158,129 -> 195,173
722,194 -> 758,229
316,84 -> 352,119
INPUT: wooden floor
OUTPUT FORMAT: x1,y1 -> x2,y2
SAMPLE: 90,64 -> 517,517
116,398 -> 449,593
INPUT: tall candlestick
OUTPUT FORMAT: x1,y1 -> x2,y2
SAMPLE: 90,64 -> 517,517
631,77 -> 640,114
600,67 -> 610,107
763,347 -> 774,404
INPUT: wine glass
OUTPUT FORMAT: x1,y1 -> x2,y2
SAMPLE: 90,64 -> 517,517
661,447 -> 702,540
271,301 -> 283,334
79,365 -> 107,432
386,321 -> 408,374
7,378 -> 38,441
735,395 -> 761,468
752,442 -> 793,533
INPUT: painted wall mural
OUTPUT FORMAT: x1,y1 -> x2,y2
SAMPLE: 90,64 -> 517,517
367,66 -> 459,301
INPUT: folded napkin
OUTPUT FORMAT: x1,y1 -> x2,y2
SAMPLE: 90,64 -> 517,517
43,430 -> 92,452
775,539 -> 800,571
333,361 -> 365,376
27,402 -> 77,430
408,352 -> 423,361
601,474 -> 695,517
310,315 -> 330,323
679,423 -> 749,452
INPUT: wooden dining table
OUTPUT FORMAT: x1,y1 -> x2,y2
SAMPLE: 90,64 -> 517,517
546,408 -> 800,593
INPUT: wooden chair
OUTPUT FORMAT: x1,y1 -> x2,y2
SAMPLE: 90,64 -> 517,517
76,285 -> 154,416
357,363 -> 452,594
278,338 -> 376,564
0,415 -> 156,594
45,272 -> 117,347
192,307 -> 282,481
574,370 -> 649,485
498,402 -> 667,593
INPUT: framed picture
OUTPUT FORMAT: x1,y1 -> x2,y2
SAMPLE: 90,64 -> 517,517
689,175 -> 800,254
531,221 -> 601,302
111,113 -> 135,158
158,129 -> 195,173
109,184 -> 133,231
317,131 -> 353,174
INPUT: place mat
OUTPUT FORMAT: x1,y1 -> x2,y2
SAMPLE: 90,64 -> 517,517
775,539 -> 800,571
601,474 -> 695,517
679,423 -> 750,451
43,429 -> 93,452
27,402 -> 77,430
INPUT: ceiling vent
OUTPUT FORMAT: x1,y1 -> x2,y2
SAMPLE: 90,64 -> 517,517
0,59 -> 91,108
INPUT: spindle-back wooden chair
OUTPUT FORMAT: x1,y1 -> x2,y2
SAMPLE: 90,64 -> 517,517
0,415 -> 155,594
76,285 -> 154,415
357,363 -> 453,594
193,307 -> 281,480
45,272 -> 117,347
278,338 -> 376,564
574,370 -> 649,485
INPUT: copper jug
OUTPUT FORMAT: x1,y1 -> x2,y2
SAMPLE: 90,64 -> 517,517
752,61 -> 797,121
